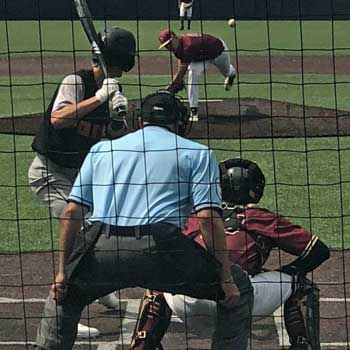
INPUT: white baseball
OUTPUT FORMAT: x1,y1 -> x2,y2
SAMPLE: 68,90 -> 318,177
228,18 -> 236,28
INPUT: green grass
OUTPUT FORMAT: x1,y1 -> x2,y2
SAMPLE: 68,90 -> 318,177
1,73 -> 350,117
1,20 -> 350,57
1,19 -> 350,252
0,134 -> 349,252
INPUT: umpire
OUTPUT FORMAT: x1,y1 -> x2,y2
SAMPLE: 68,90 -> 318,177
34,91 -> 252,350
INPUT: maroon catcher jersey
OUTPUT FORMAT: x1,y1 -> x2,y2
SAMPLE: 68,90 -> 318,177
173,33 -> 225,64
183,206 -> 317,276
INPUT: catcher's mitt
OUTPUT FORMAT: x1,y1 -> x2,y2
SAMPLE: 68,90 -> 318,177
166,80 -> 186,94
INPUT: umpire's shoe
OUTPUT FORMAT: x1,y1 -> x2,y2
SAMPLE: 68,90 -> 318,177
289,336 -> 310,350
98,292 -> 119,309
224,73 -> 236,91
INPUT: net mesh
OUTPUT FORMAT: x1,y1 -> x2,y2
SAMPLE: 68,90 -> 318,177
0,0 -> 349,349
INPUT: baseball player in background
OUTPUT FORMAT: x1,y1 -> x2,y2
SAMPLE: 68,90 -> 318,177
158,29 -> 236,121
178,0 -> 194,30
28,27 -> 136,339
130,158 -> 330,350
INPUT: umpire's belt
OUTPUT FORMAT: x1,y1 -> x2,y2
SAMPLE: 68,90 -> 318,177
100,223 -> 153,239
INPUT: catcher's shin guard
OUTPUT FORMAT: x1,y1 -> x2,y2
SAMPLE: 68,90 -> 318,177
284,277 -> 320,350
304,281 -> 320,350
130,290 -> 172,350
284,296 -> 308,350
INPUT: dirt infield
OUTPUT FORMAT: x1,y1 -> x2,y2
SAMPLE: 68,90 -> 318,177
0,249 -> 349,349
1,97 -> 349,139
2,55 -> 350,76
1,55 -> 350,139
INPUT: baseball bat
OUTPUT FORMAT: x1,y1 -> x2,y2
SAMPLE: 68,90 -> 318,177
74,0 -> 108,77
74,0 -> 129,131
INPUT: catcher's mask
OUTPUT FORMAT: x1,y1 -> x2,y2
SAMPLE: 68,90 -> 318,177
140,91 -> 189,136
219,158 -> 265,206
93,27 -> 136,72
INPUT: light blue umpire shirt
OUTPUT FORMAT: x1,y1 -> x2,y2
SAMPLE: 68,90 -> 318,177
68,125 -> 221,228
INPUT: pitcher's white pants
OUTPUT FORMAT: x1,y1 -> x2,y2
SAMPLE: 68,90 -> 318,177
164,271 -> 293,329
188,41 -> 236,108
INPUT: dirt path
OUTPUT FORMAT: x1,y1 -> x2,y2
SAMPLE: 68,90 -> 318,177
1,55 -> 350,76
0,250 -> 348,348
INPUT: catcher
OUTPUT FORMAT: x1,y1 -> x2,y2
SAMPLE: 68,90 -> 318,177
158,29 -> 236,121
130,158 -> 330,350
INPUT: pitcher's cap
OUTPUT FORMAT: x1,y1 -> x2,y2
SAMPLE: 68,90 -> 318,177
158,29 -> 176,49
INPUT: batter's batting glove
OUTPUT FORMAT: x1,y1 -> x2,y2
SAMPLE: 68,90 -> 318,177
111,92 -> 128,113
95,78 -> 120,103
108,92 -> 129,132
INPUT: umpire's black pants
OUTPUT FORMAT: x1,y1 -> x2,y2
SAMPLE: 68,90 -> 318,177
35,221 -> 253,350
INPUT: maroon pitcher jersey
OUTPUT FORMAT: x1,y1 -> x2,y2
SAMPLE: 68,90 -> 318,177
173,33 -> 225,63
183,207 -> 317,275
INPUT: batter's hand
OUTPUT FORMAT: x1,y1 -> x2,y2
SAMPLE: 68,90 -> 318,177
96,78 -> 120,103
111,91 -> 128,113
219,278 -> 240,308
50,272 -> 67,305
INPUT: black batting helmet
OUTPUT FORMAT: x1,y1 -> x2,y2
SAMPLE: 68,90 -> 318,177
94,27 -> 136,72
141,91 -> 189,135
219,158 -> 265,205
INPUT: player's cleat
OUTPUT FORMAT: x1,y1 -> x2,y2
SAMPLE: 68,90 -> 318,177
289,336 -> 310,350
224,73 -> 236,91
190,107 -> 199,122
98,292 -> 119,309
77,323 -> 100,339
288,344 -> 309,350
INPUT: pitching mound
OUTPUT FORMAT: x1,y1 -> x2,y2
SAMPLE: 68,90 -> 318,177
1,98 -> 349,139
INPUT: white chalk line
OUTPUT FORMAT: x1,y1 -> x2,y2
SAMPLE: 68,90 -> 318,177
1,297 -> 349,348
2,297 -> 350,303
183,99 -> 223,102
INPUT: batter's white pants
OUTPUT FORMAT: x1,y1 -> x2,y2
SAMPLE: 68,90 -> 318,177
188,41 -> 236,108
179,3 -> 192,18
28,154 -> 78,218
164,271 -> 293,329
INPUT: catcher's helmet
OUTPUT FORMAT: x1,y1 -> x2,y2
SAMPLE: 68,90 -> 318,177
219,158 -> 265,205
94,28 -> 136,72
141,91 -> 189,135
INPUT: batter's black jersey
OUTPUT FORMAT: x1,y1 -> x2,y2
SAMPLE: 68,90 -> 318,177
32,69 -> 109,168
180,0 -> 193,3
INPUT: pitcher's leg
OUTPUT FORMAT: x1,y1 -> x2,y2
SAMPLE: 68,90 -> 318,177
188,62 -> 204,109
213,43 -> 236,78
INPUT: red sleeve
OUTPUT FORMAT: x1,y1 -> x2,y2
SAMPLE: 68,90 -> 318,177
244,208 -> 313,256
183,216 -> 200,236
182,216 -> 207,249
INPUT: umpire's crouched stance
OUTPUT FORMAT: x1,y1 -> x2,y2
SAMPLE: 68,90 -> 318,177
35,91 -> 253,350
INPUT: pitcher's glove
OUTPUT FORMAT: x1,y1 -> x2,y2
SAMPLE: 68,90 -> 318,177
166,80 -> 186,94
